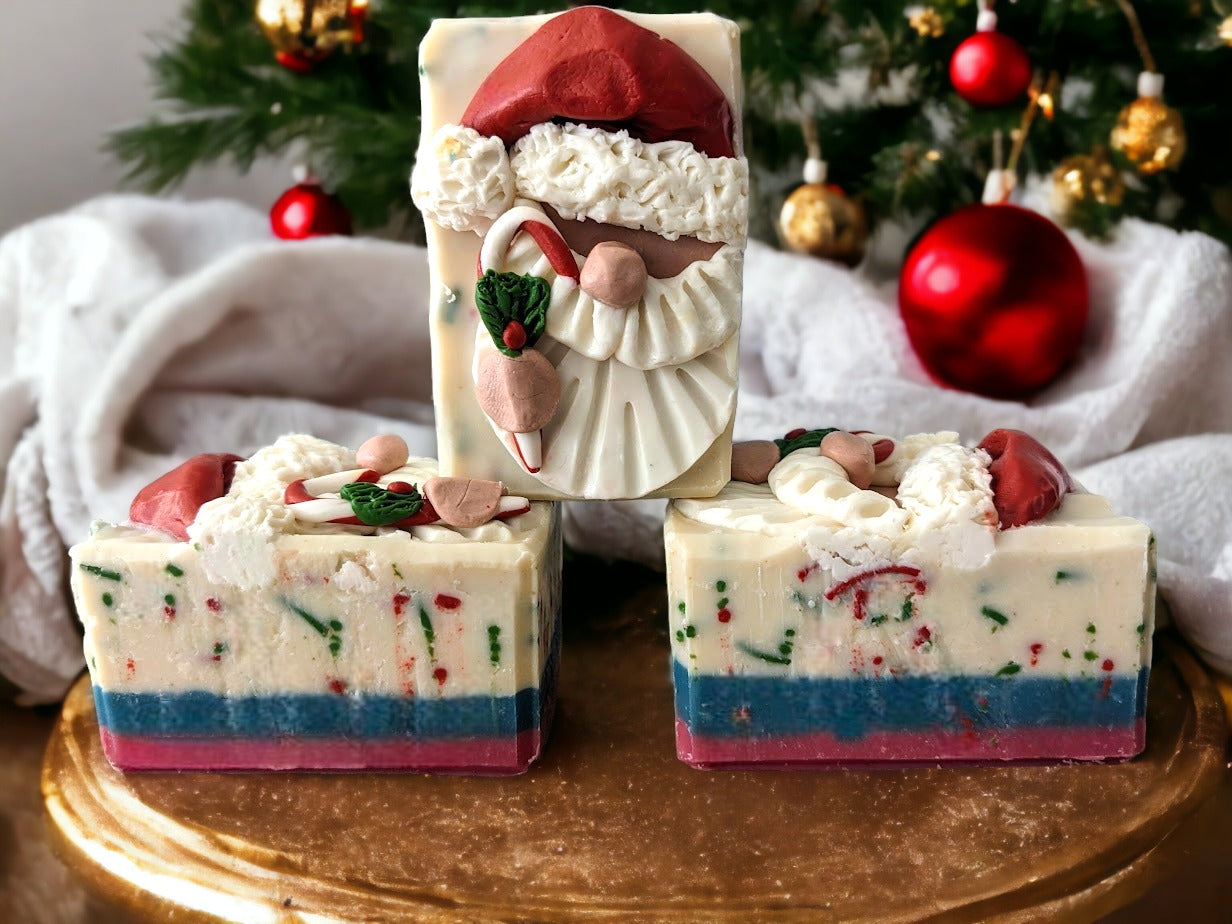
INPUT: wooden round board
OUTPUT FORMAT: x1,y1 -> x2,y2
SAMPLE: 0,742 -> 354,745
42,570 -> 1228,923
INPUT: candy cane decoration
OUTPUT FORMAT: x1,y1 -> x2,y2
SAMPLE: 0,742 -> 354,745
472,206 -> 573,475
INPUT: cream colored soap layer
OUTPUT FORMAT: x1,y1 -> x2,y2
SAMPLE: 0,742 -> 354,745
419,13 -> 743,500
72,507 -> 561,698
666,494 -> 1155,679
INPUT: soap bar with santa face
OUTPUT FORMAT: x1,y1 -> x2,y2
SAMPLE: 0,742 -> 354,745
412,8 -> 747,500
666,429 -> 1155,768
70,435 -> 561,775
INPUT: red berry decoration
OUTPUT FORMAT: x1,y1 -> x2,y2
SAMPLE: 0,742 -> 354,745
502,320 -> 528,352
898,204 -> 1088,401
269,179 -> 353,240
950,20 -> 1032,107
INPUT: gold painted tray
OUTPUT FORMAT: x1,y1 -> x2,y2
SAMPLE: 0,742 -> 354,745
42,572 -> 1227,923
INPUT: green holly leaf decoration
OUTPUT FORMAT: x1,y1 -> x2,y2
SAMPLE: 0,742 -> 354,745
339,481 -> 423,527
774,427 -> 838,459
475,270 -> 551,357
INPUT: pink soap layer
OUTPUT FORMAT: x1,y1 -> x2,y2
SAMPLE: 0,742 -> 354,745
675,719 -> 1146,769
100,728 -> 544,775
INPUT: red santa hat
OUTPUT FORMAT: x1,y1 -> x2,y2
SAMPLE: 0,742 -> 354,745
411,7 -> 748,246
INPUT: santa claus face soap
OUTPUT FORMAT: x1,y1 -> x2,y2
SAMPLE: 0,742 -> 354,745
412,7 -> 747,500
70,435 -> 561,774
666,429 -> 1155,768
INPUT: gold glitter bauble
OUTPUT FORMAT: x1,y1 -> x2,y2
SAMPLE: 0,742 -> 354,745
1219,15 -> 1232,46
908,7 -> 945,39
1110,96 -> 1187,175
1050,150 -> 1126,223
779,184 -> 868,266
256,0 -> 365,68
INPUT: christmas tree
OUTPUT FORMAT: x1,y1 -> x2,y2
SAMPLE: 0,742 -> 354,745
109,0 -> 1232,246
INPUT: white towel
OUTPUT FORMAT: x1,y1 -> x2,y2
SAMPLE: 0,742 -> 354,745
1,194 -> 1229,703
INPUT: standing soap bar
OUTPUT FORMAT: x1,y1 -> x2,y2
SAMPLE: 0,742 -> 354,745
71,435 -> 561,775
412,8 -> 748,500
667,428 -> 1155,768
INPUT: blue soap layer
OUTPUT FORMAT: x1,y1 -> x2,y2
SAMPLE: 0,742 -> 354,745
673,661 -> 1149,740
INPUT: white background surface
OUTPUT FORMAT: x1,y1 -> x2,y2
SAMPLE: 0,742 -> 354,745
0,0 -> 289,236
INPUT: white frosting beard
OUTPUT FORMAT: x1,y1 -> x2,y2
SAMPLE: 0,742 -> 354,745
677,432 -> 998,576
477,209 -> 742,498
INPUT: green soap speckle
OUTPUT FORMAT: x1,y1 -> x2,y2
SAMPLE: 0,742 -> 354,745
996,661 -> 1022,677
80,564 -> 122,582
785,628 -> 796,637
1062,649 -> 1072,659
392,563 -> 404,579
736,641 -> 791,666
101,592 -> 113,608
677,601 -> 686,615
488,625 -> 501,665
981,606 -> 1008,628
1084,650 -> 1098,661
684,625 -> 697,638
165,563 -> 184,577
870,614 -> 887,626
164,593 -> 176,606
717,597 -> 729,609
675,629 -> 685,642
1055,570 -> 1077,582
716,580 -> 727,593
899,597 -> 915,621
1137,623 -> 1146,635
1086,622 -> 1097,634
419,606 -> 436,660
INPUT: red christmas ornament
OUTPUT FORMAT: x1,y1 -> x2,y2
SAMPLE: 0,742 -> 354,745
269,179 -> 353,239
898,204 -> 1088,400
949,9 -> 1032,107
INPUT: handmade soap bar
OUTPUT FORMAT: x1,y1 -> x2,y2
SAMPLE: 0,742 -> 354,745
70,435 -> 561,774
411,7 -> 747,500
666,429 -> 1155,767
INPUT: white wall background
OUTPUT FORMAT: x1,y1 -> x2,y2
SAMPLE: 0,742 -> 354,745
0,0 -> 290,236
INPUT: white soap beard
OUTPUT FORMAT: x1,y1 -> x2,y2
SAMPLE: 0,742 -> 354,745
412,122 -> 748,245
480,209 -> 741,497
677,432 -> 998,574
503,216 -> 743,370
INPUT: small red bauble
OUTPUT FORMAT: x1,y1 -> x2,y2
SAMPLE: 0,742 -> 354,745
949,31 -> 1032,107
269,181 -> 353,239
898,204 -> 1088,400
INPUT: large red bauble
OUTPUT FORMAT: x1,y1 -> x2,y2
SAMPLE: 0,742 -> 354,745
949,31 -> 1032,107
898,204 -> 1088,400
269,182 -> 353,239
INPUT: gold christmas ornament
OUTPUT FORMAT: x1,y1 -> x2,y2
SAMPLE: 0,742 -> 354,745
1219,15 -> 1232,46
1050,150 -> 1126,223
779,182 -> 868,267
256,0 -> 368,71
1110,94 -> 1186,175
907,6 -> 945,38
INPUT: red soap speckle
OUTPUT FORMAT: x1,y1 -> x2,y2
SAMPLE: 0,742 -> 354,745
1102,658 -> 1115,671
205,597 -> 222,612
872,656 -> 884,666
323,576 -> 330,584
164,606 -> 176,620
125,657 -> 136,679
716,607 -> 732,623
328,677 -> 347,695
387,481 -> 414,494
433,667 -> 448,686
732,705 -> 752,724
1100,676 -> 1113,699
1029,642 -> 1043,667
914,626 -> 932,647
824,566 -> 924,601
392,593 -> 411,616
784,427 -> 807,440
797,563 -> 818,583
434,593 -> 462,610
853,588 -> 869,621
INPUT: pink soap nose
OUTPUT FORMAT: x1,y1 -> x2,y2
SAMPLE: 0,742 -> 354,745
579,241 -> 648,309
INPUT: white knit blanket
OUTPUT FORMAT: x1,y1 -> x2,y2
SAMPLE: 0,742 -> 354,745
2,195 -> 1230,703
